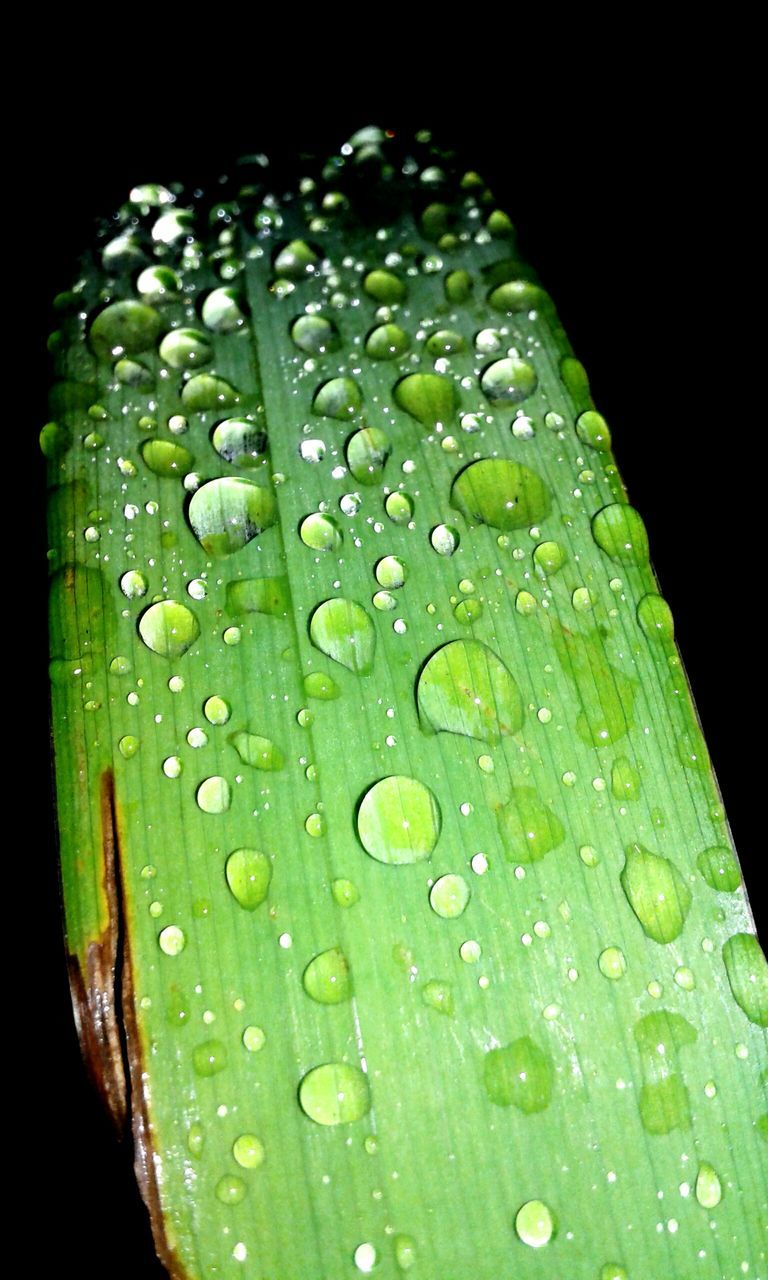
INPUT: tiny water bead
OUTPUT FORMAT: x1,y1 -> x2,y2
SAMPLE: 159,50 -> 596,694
303,948 -> 353,1004
422,980 -> 455,1016
592,504 -> 649,566
429,874 -> 470,919
514,1200 -> 555,1248
139,601 -> 200,659
357,775 -> 441,865
225,848 -> 272,910
298,1063 -> 371,1125
196,776 -> 231,814
189,477 -> 277,557
233,1134 -> 265,1170
451,459 -> 551,531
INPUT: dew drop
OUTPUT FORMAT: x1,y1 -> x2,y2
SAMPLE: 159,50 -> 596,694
514,1199 -> 555,1248
357,775 -> 441,865
298,1063 -> 371,1125
139,601 -> 199,659
196,776 -> 231,814
225,848 -> 272,910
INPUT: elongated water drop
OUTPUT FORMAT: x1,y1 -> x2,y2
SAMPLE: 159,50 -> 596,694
620,843 -> 691,944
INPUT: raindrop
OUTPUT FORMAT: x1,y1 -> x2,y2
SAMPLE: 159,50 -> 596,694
514,1200 -> 555,1248
189,477 -> 276,557
309,598 -> 376,674
451,459 -> 551,531
394,373 -> 456,427
140,439 -> 195,478
300,513 -> 343,552
484,1036 -> 553,1113
225,848 -> 272,909
139,601 -> 199,659
303,948 -> 353,1004
366,322 -> 410,360
592,504 -> 649,566
357,775 -> 441,865
620,843 -> 691,943
497,788 -> 565,863
480,357 -> 537,404
430,524 -> 460,556
212,418 -> 267,468
429,874 -> 470,919
347,428 -> 391,484
298,1063 -> 371,1125
291,314 -> 340,355
313,377 -> 363,420
417,639 -> 522,744
196,776 -> 231,814
90,300 -> 162,360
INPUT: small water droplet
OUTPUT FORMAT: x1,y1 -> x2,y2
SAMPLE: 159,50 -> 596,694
225,848 -> 272,910
298,1063 -> 371,1126
429,874 -> 470,919
197,776 -> 231,814
303,948 -> 353,1004
514,1199 -> 555,1248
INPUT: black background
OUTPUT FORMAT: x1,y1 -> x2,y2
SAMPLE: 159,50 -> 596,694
27,89 -> 762,1277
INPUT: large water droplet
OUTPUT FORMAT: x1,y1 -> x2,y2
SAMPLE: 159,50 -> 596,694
575,409 -> 612,452
225,848 -> 272,909
226,576 -> 290,618
722,933 -> 768,1026
229,731 -> 284,771
202,286 -> 247,333
298,1063 -> 371,1125
366,323 -> 410,360
357,775 -> 441,865
347,428 -> 391,485
303,948 -> 353,1004
488,280 -> 544,313
592,504 -> 649,566
620,843 -> 691,943
483,1036 -> 553,1113
514,1200 -> 555,1248
197,776 -> 231,814
309,598 -> 376,674
212,418 -> 267,468
193,1038 -> 228,1077
497,788 -> 565,863
480,357 -> 537,404
189,477 -> 276,556
394,373 -> 456,426
598,946 -> 627,980
274,239 -> 319,280
636,593 -> 674,643
139,600 -> 199,658
303,671 -> 341,700
611,757 -> 641,802
417,639 -> 523,744
90,300 -> 162,360
364,269 -> 407,304
451,459 -> 550,531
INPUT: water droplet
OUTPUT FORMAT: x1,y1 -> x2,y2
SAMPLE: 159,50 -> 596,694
366,322 -> 410,360
620,843 -> 691,944
429,874 -> 470,919
139,600 -> 199,659
204,695 -> 230,725
118,735 -> 139,759
421,980 -> 454,1016
611,757 -> 641,802
215,1174 -> 247,1206
182,373 -> 240,411
514,1199 -> 555,1248
291,314 -> 340,354
303,948 -> 353,1004
196,776 -> 231,814
430,524 -> 460,556
332,879 -> 360,907
600,1266 -> 628,1280
426,328 -> 465,356
484,1037 -> 553,1113
225,848 -> 271,910
158,925 -> 186,956
444,269 -> 472,303
90,300 -> 162,360
193,1038 -> 228,1077
229,731 -> 284,771
385,492 -> 414,524
417,639 -> 522,745
722,933 -> 768,1026
243,1025 -> 266,1052
274,238 -> 319,280
451,459 -> 551,531
163,755 -> 183,778
313,377 -> 363,420
533,541 -> 565,575
592,504 -> 649,566
347,428 -> 391,484
572,586 -> 593,613
480,357 -> 537,405
637,593 -> 674,643
121,570 -> 148,600
189,477 -> 276,557
226,576 -> 290,618
696,845 -> 740,892
497,788 -> 565,863
575,409 -> 612,452
212,418 -> 267,468
309,598 -> 376,675
298,1062 -> 371,1125
488,280 -> 544,313
375,555 -> 407,589
159,327 -> 212,369
393,1234 -> 417,1271
394,373 -> 456,426
364,269 -> 407,304
202,286 -> 247,334
300,512 -> 343,552
357,775 -> 441,865
598,946 -> 627,980
353,1242 -> 377,1273
674,965 -> 695,991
